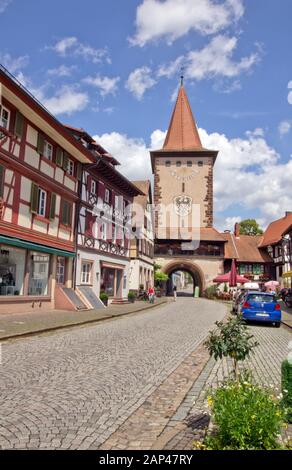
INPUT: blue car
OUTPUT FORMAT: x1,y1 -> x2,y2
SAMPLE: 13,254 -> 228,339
239,291 -> 281,328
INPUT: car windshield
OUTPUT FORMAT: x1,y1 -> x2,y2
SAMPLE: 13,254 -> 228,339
247,294 -> 276,303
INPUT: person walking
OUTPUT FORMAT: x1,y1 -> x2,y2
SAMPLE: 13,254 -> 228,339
173,285 -> 177,302
148,286 -> 155,304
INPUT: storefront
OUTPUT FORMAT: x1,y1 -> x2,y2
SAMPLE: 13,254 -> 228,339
100,262 -> 126,299
0,235 -> 75,313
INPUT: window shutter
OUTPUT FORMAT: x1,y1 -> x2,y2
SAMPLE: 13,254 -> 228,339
0,165 -> 5,198
63,153 -> 69,172
49,193 -> 56,220
77,163 -> 82,181
30,183 -> 39,213
37,133 -> 45,155
14,111 -> 24,139
61,200 -> 72,226
56,147 -> 64,167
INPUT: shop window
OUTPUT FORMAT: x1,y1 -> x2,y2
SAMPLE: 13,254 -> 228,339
81,262 -> 92,284
28,252 -> 50,296
43,141 -> 53,161
56,257 -> 65,284
0,246 -> 25,296
101,267 -> 115,297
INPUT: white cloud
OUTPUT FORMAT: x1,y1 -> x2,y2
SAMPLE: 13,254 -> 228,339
47,65 -> 76,77
288,81 -> 292,105
130,0 -> 244,46
278,120 -> 291,137
0,53 -> 29,74
158,35 -> 261,83
93,126 -> 292,228
51,37 -> 110,64
41,86 -> 89,116
0,0 -> 12,13
84,75 -> 120,97
125,66 -> 157,100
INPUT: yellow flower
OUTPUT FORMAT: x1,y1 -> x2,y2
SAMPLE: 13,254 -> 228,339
207,396 -> 213,407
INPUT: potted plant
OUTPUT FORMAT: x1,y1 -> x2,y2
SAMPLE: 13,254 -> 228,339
128,291 -> 136,303
100,291 -> 109,307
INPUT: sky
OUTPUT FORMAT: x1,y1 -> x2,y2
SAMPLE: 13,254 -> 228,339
0,0 -> 292,231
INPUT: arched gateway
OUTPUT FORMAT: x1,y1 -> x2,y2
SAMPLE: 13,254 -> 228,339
151,82 -> 226,296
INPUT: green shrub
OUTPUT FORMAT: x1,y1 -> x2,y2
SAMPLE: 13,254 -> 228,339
128,291 -> 136,301
205,377 -> 284,450
281,359 -> 292,423
204,285 -> 217,299
100,292 -> 108,304
204,315 -> 259,379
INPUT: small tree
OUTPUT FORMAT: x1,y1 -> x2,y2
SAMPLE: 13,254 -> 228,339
154,262 -> 168,287
239,219 -> 263,236
204,315 -> 259,379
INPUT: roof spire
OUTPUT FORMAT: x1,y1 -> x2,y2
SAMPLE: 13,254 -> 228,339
162,83 -> 203,151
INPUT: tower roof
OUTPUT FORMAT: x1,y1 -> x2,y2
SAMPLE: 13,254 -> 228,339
163,85 -> 203,151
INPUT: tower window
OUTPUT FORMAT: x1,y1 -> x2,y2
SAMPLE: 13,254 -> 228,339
165,161 -> 171,167
176,161 -> 181,167
198,161 -> 203,167
187,161 -> 192,167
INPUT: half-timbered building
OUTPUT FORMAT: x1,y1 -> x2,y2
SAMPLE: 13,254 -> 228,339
64,126 -> 143,306
0,66 -> 95,313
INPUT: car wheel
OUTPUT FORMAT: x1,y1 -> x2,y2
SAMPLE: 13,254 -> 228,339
274,322 -> 281,328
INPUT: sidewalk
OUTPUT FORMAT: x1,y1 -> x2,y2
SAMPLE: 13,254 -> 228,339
280,301 -> 292,328
0,298 -> 168,341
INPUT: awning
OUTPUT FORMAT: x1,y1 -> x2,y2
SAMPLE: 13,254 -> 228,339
283,271 -> 292,279
0,235 -> 75,258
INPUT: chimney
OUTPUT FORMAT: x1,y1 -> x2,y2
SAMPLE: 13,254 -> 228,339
234,223 -> 240,237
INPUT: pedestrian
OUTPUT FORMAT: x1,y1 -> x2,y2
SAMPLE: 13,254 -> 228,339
148,285 -> 155,304
173,285 -> 177,302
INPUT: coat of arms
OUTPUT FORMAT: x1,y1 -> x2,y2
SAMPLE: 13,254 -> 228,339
173,195 -> 192,217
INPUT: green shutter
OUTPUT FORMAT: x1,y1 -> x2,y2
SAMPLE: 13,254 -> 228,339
63,153 -> 69,172
14,111 -> 24,139
0,165 -> 5,198
49,193 -> 56,220
30,183 -> 39,213
61,200 -> 72,226
37,133 -> 45,155
56,147 -> 64,167
77,163 -> 82,181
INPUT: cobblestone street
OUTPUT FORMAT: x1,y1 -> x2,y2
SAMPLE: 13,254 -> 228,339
0,298 -> 226,450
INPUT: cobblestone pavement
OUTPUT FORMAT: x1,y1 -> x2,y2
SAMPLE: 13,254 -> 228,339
0,298 -> 226,449
159,322 -> 292,449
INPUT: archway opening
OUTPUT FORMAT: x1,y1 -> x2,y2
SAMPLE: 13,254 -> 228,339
164,262 -> 205,297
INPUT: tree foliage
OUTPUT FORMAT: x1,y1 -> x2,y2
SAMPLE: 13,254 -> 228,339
239,219 -> 263,236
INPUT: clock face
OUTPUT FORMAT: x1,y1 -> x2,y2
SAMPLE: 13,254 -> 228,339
169,163 -> 199,182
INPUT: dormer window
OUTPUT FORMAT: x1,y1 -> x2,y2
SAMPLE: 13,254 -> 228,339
43,140 -> 53,161
0,105 -> 10,130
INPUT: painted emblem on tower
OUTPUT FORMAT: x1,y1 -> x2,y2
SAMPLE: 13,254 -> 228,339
173,195 -> 192,217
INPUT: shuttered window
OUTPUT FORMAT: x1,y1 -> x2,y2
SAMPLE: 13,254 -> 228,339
77,163 -> 82,181
30,183 -> 39,214
60,200 -> 72,226
14,111 -> 24,138
56,147 -> 64,167
37,133 -> 45,155
49,193 -> 57,220
0,165 -> 5,198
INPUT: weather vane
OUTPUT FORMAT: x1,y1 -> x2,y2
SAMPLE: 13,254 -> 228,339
180,66 -> 185,86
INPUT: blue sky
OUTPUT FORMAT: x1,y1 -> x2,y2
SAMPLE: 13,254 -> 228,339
1,0 -> 292,230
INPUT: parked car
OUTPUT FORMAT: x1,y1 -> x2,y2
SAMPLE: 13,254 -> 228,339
239,291 -> 281,327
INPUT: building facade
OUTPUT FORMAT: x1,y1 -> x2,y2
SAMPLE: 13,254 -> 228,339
0,66 -> 95,314
65,126 -> 143,305
282,224 -> 292,287
151,83 -> 226,295
129,180 -> 154,292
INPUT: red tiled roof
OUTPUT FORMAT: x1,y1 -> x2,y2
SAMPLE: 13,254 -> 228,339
163,85 -> 203,151
222,232 -> 272,263
260,213 -> 292,247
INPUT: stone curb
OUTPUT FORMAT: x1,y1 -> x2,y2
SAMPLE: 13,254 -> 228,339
0,299 -> 169,342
